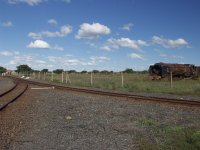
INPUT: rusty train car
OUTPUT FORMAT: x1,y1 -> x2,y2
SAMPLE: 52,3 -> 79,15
149,63 -> 200,80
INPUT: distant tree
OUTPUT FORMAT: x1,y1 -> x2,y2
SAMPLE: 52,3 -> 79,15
16,64 -> 32,73
34,70 -> 40,73
0,66 -> 7,74
81,70 -> 87,73
92,70 -> 99,73
123,68 -> 134,73
53,69 -> 64,74
41,69 -> 48,73
67,70 -> 77,74
101,70 -> 109,74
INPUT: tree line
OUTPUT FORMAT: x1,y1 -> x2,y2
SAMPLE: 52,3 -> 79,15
0,64 -> 148,74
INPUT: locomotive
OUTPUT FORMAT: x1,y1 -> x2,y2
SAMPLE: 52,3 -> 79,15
149,63 -> 200,80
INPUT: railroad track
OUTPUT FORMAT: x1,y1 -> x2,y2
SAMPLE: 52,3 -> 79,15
5,76 -> 200,107
0,82 -> 28,111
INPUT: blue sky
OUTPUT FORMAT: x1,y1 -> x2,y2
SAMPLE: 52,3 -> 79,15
0,0 -> 199,71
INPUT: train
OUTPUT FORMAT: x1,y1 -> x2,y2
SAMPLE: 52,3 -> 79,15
149,63 -> 200,80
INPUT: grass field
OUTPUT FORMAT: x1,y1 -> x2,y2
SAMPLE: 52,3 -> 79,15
19,72 -> 200,96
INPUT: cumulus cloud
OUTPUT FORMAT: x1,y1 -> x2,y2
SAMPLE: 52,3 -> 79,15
27,40 -> 50,49
48,19 -> 58,25
27,40 -> 64,51
2,21 -> 13,27
76,23 -> 111,39
101,37 -> 148,51
128,53 -> 145,60
28,25 -> 72,39
121,23 -> 133,31
152,36 -> 188,48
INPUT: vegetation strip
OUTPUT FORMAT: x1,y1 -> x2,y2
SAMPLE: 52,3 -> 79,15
7,76 -> 200,107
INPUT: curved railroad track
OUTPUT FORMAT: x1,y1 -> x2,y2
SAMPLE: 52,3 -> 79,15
5,76 -> 200,107
0,82 -> 28,111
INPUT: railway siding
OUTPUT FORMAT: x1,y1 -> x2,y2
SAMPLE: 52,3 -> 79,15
0,77 -> 15,95
0,77 -> 200,149
6,76 -> 200,107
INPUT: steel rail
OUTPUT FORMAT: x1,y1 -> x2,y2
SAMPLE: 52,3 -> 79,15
0,83 -> 18,97
6,76 -> 200,107
0,83 -> 28,111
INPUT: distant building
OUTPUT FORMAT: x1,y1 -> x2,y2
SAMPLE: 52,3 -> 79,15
5,70 -> 15,75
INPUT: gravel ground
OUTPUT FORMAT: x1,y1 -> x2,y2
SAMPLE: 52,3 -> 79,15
0,77 -> 15,94
1,82 -> 200,150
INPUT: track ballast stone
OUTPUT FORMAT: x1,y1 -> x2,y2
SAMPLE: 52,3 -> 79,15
1,84 -> 200,149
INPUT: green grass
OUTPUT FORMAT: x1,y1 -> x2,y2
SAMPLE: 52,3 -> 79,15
18,72 -> 200,96
138,119 -> 200,150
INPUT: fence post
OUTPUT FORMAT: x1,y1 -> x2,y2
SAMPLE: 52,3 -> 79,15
66,73 -> 68,84
51,72 -> 54,81
91,72 -> 93,86
44,72 -> 46,80
170,72 -> 173,88
121,72 -> 124,88
68,73 -> 71,84
39,72 -> 41,80
62,72 -> 64,83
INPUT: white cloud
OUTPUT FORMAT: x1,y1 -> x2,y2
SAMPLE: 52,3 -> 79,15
2,21 -> 13,27
76,23 -> 111,39
100,46 -> 112,51
102,37 -> 148,51
159,53 -> 184,60
8,0 -> 45,6
128,53 -> 145,60
0,51 -> 19,56
28,25 -> 72,39
27,40 -> 64,51
121,23 -> 133,31
152,36 -> 188,48
47,56 -> 83,66
48,19 -> 58,25
35,60 -> 46,64
27,40 -> 50,49
7,54 -> 52,70
8,0 -> 71,6
9,55 -> 33,65
47,55 -> 110,67
4,53 -> 110,70
89,56 -> 110,65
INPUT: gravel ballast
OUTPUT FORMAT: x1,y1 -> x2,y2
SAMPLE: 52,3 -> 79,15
0,77 -> 15,94
0,83 -> 200,149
